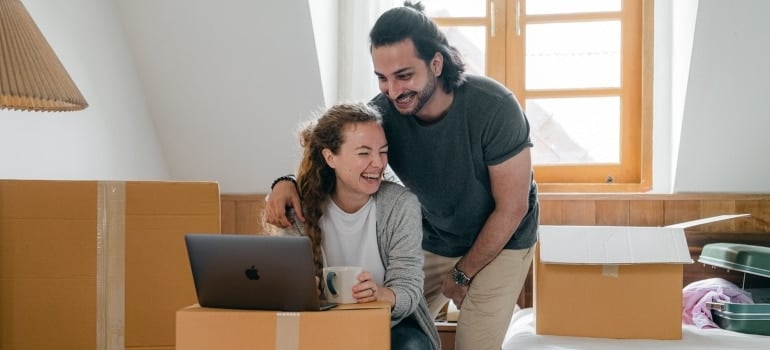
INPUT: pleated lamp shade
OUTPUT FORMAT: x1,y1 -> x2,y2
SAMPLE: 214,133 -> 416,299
0,0 -> 88,112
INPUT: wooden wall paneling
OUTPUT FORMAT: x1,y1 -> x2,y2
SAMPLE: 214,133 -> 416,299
220,198 -> 236,233
736,200 -> 770,233
629,199 -> 664,226
220,194 -> 267,234
698,199 -> 737,233
235,196 -> 266,234
664,200 -> 700,227
595,200 -> 629,225
539,199 -> 563,225
561,200 -> 596,225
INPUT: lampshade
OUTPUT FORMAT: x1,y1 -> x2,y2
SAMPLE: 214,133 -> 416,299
0,0 -> 88,111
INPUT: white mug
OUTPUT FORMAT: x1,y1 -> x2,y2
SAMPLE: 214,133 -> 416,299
322,266 -> 363,304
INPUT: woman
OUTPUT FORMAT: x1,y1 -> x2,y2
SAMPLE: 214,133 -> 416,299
268,102 -> 440,350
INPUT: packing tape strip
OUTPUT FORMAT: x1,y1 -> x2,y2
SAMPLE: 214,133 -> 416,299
275,312 -> 301,350
96,181 -> 126,350
602,264 -> 619,277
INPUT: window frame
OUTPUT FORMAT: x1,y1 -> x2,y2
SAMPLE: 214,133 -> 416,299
432,0 -> 653,192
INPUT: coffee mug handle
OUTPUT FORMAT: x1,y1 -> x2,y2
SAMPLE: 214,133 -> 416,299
326,271 -> 338,295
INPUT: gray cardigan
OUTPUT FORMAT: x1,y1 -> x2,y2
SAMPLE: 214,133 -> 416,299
284,181 -> 440,350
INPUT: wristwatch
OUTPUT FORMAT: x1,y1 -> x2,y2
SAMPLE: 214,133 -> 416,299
451,266 -> 472,287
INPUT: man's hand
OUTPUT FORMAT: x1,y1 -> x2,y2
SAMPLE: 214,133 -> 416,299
441,273 -> 469,309
265,180 -> 304,228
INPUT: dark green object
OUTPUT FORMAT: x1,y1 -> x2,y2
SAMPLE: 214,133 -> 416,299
707,292 -> 770,336
699,243 -> 770,278
699,243 -> 770,336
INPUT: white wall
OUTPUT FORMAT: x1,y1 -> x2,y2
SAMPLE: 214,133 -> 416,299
117,0 -> 325,194
651,0 -> 699,193
0,0 -> 168,180
668,0 -> 699,193
673,0 -> 770,193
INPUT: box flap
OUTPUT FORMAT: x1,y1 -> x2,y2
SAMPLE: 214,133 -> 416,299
664,214 -> 749,228
539,225 -> 692,264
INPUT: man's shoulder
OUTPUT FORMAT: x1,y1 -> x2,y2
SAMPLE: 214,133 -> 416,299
461,74 -> 513,98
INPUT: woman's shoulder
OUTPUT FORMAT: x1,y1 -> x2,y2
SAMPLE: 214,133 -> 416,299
378,180 -> 409,195
377,181 -> 419,205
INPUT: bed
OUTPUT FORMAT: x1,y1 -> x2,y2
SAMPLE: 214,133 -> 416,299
502,307 -> 770,350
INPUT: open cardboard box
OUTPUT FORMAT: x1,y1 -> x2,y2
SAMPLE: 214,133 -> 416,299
176,301 -> 391,350
533,214 -> 749,340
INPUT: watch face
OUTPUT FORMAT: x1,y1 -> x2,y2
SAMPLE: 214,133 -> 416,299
453,268 -> 470,286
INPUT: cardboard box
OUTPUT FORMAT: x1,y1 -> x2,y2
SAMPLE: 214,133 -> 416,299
176,302 -> 391,350
533,214 -> 748,340
0,180 -> 221,350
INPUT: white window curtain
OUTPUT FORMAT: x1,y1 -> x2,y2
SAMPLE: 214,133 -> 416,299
337,0 -> 400,102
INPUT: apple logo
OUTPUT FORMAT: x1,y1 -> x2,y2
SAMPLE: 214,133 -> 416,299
244,265 -> 260,280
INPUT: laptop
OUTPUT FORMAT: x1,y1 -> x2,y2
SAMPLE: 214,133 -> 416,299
184,233 -> 336,311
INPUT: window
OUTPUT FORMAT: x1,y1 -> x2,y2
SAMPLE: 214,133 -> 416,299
423,0 -> 652,192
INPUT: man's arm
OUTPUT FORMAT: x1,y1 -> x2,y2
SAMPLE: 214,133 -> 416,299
442,148 -> 533,306
265,179 -> 305,228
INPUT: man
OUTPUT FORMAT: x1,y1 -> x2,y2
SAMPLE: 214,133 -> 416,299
266,2 -> 539,349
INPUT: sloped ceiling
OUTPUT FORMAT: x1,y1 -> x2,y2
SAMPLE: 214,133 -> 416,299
117,0 -> 325,194
674,0 -> 770,193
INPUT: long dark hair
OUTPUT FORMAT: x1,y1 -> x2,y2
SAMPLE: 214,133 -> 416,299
369,1 -> 467,92
296,102 -> 383,278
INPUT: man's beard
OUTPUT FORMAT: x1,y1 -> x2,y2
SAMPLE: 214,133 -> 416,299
393,74 -> 437,116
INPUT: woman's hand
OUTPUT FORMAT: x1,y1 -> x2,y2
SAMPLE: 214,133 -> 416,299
352,271 -> 380,303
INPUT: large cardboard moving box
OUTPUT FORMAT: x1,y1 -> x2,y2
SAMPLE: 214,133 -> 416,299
534,214 -> 748,340
0,180 -> 221,350
176,302 -> 391,350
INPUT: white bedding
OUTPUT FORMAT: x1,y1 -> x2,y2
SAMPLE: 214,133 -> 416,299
502,308 -> 770,350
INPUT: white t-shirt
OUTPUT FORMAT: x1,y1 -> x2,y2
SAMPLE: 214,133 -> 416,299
320,197 -> 385,285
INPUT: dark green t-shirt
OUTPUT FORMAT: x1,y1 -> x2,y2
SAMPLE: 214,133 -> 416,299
371,74 -> 539,257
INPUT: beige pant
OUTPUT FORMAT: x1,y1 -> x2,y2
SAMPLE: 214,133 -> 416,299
424,248 -> 534,350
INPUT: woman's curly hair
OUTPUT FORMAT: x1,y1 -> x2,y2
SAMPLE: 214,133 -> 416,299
296,102 -> 383,278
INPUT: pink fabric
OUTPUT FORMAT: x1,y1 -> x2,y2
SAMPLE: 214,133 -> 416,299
682,278 -> 754,329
